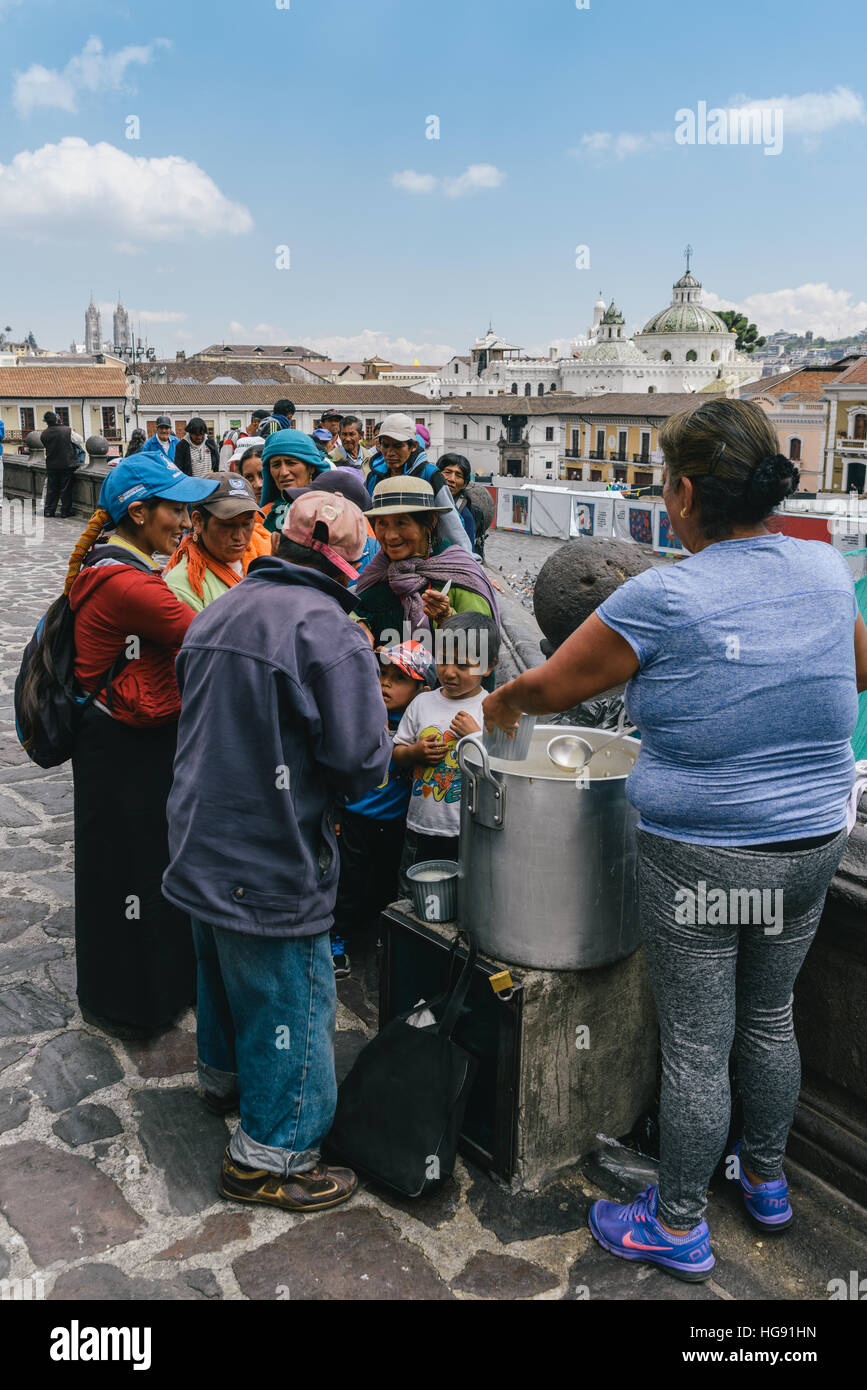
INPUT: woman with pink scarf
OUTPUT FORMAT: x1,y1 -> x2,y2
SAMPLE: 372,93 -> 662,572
354,476 -> 500,670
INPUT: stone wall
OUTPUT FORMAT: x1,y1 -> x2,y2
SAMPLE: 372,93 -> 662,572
2,453 -> 112,520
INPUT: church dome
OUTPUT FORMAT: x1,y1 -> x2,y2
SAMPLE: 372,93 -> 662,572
581,337 -> 648,364
641,302 -> 728,335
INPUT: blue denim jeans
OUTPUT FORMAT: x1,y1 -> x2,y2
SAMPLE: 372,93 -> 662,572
191,920 -> 337,1176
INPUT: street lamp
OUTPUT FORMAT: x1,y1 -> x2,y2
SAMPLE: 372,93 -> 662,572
117,337 -> 156,431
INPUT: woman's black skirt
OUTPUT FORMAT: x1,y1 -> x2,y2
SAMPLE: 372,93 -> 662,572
72,706 -> 196,1033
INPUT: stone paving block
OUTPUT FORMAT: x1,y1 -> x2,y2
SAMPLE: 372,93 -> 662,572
451,1249 -> 559,1298
466,1163 -> 590,1244
180,1268 -> 222,1299
233,1207 -> 454,1301
0,1041 -> 29,1074
15,782 -> 73,816
0,1141 -> 143,1264
52,1104 -> 123,1147
1,848 -> 63,872
565,1242 -> 719,1301
29,1031 -> 123,1112
48,1263 -> 205,1301
0,794 -> 38,829
0,1087 -> 31,1134
363,1175 -> 461,1230
0,984 -> 72,1036
46,958 -> 77,1000
132,1087 -> 229,1217
42,908 -> 75,938
24,872 -> 73,904
0,943 -> 64,977
154,1211 -> 252,1260
0,897 -> 46,944
126,1028 -> 197,1079
0,1243 -> 9,1280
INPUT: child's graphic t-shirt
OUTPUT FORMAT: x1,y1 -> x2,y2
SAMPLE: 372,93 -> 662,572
394,687 -> 484,837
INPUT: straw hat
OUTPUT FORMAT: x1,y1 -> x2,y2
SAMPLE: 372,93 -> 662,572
368,474 -> 452,517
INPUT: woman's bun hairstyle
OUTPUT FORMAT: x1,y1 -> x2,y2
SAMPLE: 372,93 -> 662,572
660,398 -> 797,539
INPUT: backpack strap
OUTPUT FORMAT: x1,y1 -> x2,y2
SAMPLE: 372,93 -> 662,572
435,930 -> 478,1039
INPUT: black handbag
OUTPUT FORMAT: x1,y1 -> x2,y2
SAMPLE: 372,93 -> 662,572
327,932 -> 478,1196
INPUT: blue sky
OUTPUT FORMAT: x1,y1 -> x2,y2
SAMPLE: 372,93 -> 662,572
1,0 -> 865,360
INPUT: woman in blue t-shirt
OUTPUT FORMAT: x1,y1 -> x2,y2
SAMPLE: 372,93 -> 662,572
483,397 -> 867,1283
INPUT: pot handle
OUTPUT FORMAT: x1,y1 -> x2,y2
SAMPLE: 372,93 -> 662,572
457,735 -> 506,827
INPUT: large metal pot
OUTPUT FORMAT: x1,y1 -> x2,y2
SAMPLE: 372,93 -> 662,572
457,726 -> 641,970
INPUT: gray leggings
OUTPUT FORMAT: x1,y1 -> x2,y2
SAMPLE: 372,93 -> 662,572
636,826 -> 848,1229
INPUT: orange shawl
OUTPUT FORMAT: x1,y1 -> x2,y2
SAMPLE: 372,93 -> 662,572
164,520 -> 271,599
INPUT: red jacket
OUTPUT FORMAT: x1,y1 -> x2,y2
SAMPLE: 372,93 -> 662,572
69,548 -> 194,728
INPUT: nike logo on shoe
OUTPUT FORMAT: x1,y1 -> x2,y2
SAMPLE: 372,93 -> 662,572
622,1231 -> 674,1251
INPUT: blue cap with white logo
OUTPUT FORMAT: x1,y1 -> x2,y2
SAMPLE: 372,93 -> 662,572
99,458 -> 219,524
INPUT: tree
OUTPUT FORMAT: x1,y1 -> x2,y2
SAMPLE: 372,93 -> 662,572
716,310 -> 766,354
25,330 -> 38,349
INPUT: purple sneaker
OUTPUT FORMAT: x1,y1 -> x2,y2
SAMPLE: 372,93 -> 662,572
731,1141 -> 793,1231
588,1184 -> 715,1282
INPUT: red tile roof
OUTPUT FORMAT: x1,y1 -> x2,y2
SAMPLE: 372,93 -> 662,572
138,382 -> 436,407
0,366 -> 128,397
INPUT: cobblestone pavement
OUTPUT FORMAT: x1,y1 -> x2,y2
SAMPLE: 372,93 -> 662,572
1,513 -> 865,1302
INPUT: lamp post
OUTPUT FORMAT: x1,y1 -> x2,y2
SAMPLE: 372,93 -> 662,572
117,337 -> 156,433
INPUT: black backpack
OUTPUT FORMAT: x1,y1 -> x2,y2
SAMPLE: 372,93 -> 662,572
14,594 -> 133,769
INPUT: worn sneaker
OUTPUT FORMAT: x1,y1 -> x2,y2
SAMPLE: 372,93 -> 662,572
219,1150 -> 357,1212
588,1184 -> 715,1282
730,1140 -> 793,1231
331,933 -> 350,979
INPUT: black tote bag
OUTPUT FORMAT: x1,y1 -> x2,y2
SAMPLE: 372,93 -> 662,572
327,933 -> 478,1197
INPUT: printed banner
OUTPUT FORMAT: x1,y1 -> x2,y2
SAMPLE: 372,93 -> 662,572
497,488 -> 532,532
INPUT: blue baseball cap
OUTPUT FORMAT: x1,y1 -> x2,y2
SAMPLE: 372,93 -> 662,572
99,458 -> 219,524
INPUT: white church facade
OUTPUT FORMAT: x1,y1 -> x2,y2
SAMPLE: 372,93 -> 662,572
430,261 -> 760,400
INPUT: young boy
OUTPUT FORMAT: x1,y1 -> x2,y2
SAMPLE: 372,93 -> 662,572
393,613 -> 500,881
331,640 -> 436,978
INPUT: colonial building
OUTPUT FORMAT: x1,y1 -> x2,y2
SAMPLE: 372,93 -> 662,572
136,382 -> 447,452
739,365 -> 844,492
0,365 -> 129,446
431,259 -> 761,400
821,356 -> 867,492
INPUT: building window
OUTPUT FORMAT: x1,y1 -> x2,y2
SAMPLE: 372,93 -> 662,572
20,406 -> 35,433
454,363 -> 459,374
486,426 -> 491,440
511,383 -> 518,393
53,406 -> 70,426
648,386 -> 656,393
523,383 -> 532,396
365,418 -> 376,442
711,350 -> 720,361
550,382 -> 557,392
537,383 -> 544,395
205,420 -> 216,437
463,424 -> 468,440
102,406 -> 117,438
662,351 -> 671,362
416,418 -> 425,427
853,414 -> 867,441
229,419 -> 242,429
789,437 -> 802,462
640,431 -> 651,461
545,426 -> 554,441
686,349 -> 697,362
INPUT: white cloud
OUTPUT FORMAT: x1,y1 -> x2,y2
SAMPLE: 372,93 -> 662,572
703,283 -> 867,339
225,325 -> 457,363
14,35 -> 169,116
391,170 -> 438,194
392,164 -> 506,197
727,85 -> 865,137
443,163 -> 506,197
572,130 -> 669,160
0,138 -> 253,243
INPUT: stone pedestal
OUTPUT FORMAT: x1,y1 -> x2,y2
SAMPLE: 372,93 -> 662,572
381,904 -> 658,1192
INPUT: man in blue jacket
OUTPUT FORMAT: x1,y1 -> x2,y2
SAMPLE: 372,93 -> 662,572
140,415 -> 178,463
162,491 -> 391,1213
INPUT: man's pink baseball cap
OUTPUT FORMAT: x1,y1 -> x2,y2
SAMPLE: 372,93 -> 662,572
281,490 -> 367,582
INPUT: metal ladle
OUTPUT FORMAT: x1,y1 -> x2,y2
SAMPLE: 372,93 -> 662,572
546,724 -> 638,773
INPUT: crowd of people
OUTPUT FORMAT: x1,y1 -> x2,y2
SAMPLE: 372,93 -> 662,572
53,401 -> 500,1212
30,394 -> 867,1280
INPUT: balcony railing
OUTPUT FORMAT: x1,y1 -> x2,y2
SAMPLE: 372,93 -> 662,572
609,451 -> 628,462
837,438 -> 867,451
